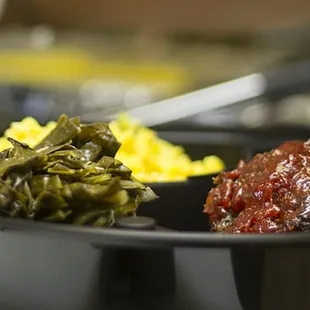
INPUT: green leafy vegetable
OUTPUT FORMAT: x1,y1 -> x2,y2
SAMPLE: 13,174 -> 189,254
74,123 -> 121,159
35,114 -> 80,150
0,114 -> 158,227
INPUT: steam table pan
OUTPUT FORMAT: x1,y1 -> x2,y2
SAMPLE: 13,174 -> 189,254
1,214 -> 310,310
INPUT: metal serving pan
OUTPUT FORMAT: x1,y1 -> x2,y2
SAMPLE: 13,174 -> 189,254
1,212 -> 310,310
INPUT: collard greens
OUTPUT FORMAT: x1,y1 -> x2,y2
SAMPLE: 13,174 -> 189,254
0,114 -> 157,227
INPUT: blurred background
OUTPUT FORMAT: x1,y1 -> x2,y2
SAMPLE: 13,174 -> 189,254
1,0 -> 310,166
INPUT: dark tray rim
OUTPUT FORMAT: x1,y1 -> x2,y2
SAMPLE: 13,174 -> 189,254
2,217 -> 310,249
146,173 -> 216,187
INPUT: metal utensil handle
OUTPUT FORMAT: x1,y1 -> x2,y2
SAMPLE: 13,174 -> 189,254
126,74 -> 266,127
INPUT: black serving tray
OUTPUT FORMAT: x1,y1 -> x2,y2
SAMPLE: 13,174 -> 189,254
1,216 -> 310,310
137,174 -> 215,231
2,216 -> 310,249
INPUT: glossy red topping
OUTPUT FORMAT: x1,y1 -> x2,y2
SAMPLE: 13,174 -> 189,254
204,140 -> 310,233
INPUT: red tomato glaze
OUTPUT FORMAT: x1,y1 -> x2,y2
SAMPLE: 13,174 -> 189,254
204,140 -> 310,233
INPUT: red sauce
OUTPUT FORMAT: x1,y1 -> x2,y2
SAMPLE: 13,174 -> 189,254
204,140 -> 310,233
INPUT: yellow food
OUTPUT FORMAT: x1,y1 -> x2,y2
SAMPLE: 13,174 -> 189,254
109,114 -> 225,182
0,117 -> 57,150
0,114 -> 225,183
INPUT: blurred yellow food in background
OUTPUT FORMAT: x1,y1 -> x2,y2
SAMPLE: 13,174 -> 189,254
0,114 -> 225,183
